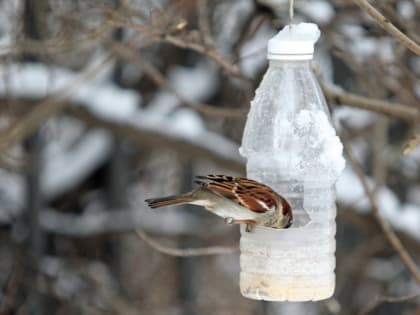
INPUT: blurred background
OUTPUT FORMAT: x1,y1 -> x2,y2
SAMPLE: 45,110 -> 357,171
0,0 -> 419,314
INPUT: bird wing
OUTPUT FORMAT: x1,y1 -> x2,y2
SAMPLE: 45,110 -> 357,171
194,175 -> 278,213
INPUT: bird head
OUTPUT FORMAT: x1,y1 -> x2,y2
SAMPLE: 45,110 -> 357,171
274,196 -> 293,228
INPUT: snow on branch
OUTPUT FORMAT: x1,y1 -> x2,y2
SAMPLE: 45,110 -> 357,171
70,105 -> 244,172
0,62 -> 244,222
0,54 -> 419,255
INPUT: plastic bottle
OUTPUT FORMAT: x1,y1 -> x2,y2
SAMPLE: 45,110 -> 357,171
239,23 -> 345,301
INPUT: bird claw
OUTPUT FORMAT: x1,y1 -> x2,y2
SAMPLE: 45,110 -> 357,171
224,217 -> 234,225
224,218 -> 256,231
245,223 -> 255,232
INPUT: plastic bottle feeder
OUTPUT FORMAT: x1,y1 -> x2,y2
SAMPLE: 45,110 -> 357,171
239,23 -> 345,302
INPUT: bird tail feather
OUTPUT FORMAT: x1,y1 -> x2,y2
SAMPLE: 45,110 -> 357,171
145,195 -> 193,209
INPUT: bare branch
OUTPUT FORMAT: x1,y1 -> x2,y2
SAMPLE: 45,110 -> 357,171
197,0 -> 214,46
108,19 -> 249,81
108,40 -> 245,119
0,56 -> 113,152
0,255 -> 23,314
322,82 -> 420,122
352,0 -> 420,55
135,229 -> 238,257
0,23 -> 112,57
69,105 -> 245,173
343,138 -> 420,283
358,293 -> 420,315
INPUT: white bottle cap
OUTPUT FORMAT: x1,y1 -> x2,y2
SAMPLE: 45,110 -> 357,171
267,23 -> 320,60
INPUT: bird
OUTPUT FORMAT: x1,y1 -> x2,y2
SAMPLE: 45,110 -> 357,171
145,174 -> 293,232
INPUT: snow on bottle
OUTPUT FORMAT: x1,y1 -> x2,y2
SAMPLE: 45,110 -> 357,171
239,23 -> 345,302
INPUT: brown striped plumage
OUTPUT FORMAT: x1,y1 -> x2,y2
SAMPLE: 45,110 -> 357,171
145,175 -> 293,231
195,175 -> 278,212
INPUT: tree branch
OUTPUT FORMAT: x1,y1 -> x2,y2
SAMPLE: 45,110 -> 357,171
352,0 -> 420,55
108,19 -> 250,81
108,40 -> 245,119
358,293 -> 420,315
197,0 -> 214,46
322,82 -> 420,122
343,138 -> 420,283
0,56 -> 113,153
69,106 -> 245,173
135,229 -> 238,257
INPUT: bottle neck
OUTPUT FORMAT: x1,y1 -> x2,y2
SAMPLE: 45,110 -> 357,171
268,59 -> 311,68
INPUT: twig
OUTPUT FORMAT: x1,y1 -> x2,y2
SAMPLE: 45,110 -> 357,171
135,228 -> 238,257
233,15 -> 266,62
108,19 -> 249,81
336,235 -> 386,296
0,253 -> 24,314
0,23 -> 112,57
322,82 -> 420,122
0,101 -> 68,153
69,106 -> 245,173
108,40 -> 245,119
343,138 -> 420,283
197,0 -> 214,46
0,56 -> 113,153
38,206 -> 203,237
372,117 -> 388,189
352,0 -> 420,55
358,293 -> 420,315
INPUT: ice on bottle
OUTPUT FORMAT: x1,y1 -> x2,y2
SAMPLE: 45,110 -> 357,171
239,23 -> 345,301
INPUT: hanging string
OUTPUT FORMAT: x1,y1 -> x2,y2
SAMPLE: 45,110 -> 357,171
289,0 -> 294,26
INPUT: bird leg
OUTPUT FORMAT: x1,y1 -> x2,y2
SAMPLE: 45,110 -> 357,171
224,218 -> 256,232
224,217 -> 234,224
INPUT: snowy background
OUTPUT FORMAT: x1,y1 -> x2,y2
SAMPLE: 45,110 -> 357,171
0,0 -> 419,314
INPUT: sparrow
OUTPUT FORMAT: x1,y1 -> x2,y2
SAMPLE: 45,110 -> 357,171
145,175 -> 293,232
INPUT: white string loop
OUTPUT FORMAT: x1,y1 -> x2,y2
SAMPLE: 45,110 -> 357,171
289,0 -> 294,25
